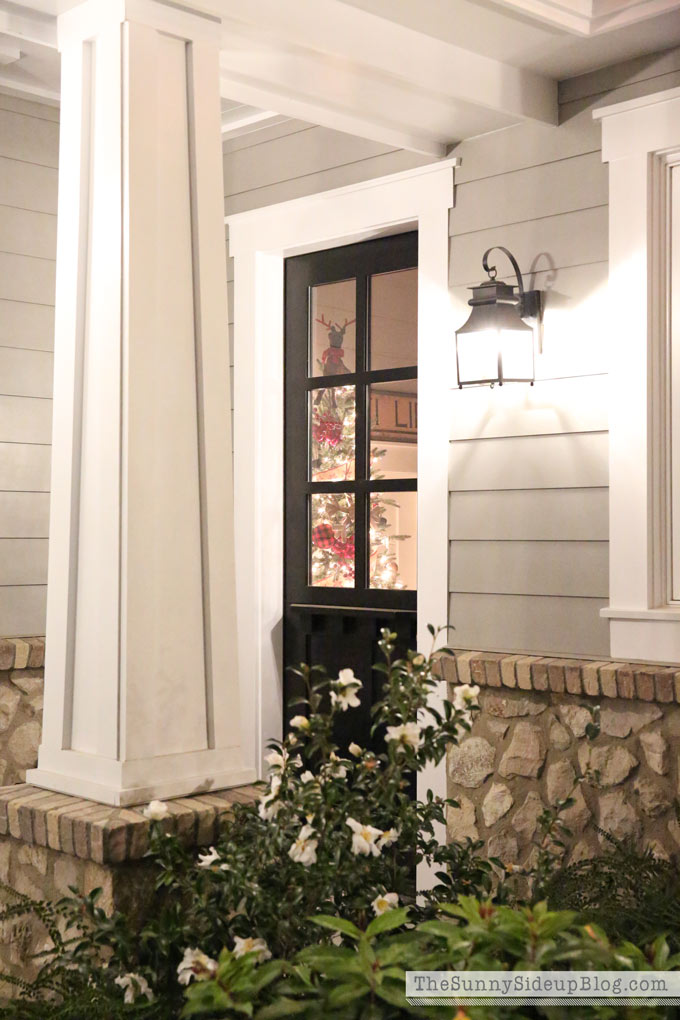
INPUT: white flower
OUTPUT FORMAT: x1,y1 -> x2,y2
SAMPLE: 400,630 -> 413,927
349,742 -> 362,757
452,684 -> 480,712
258,793 -> 282,821
377,827 -> 400,850
372,892 -> 399,916
289,823 -> 318,866
330,685 -> 362,712
337,668 -> 358,688
412,654 -> 425,667
258,773 -> 283,820
289,715 -> 310,730
233,936 -> 272,963
327,752 -> 347,779
385,722 -> 422,752
197,846 -> 221,869
330,670 -> 362,712
265,747 -> 301,770
177,948 -> 218,986
115,973 -> 153,1004
143,800 -> 169,822
300,770 -> 316,784
346,817 -> 383,857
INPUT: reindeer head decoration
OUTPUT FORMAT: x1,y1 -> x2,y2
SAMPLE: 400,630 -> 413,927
316,314 -> 356,349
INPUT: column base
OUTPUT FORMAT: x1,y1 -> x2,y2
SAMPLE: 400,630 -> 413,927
27,747 -> 257,807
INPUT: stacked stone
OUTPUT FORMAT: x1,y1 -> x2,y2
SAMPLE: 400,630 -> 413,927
443,652 -> 680,867
0,638 -> 45,787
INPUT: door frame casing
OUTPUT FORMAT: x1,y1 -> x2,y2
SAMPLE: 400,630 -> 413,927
226,159 -> 456,878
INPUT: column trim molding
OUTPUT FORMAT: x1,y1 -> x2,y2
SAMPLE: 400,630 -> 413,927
596,87 -> 680,662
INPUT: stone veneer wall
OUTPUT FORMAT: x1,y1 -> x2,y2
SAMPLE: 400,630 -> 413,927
442,652 -> 680,867
0,638 -> 44,787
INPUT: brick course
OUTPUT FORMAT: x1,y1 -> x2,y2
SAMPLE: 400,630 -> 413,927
447,651 -> 680,705
0,783 -> 260,864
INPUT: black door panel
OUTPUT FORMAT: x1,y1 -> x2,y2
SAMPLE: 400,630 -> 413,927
284,233 -> 418,740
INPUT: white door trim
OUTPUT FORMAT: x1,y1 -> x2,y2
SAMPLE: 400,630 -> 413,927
226,159 -> 456,875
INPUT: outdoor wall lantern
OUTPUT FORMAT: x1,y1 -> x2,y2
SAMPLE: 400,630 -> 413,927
455,246 -> 543,388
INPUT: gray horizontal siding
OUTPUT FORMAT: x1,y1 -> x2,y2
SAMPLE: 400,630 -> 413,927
0,299 -> 54,352
449,433 -> 608,491
450,205 -> 608,287
449,592 -> 609,658
0,92 -> 58,634
0,492 -> 49,538
0,585 -> 47,637
450,540 -> 608,598
449,488 -> 609,541
0,538 -> 48,585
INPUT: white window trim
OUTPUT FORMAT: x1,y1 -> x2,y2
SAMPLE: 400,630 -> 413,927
226,159 -> 456,865
595,87 -> 680,662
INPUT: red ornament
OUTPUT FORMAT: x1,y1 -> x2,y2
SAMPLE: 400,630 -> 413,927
312,523 -> 335,549
313,415 -> 343,447
331,536 -> 355,560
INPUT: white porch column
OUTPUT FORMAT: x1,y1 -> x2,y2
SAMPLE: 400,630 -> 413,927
27,0 -> 255,806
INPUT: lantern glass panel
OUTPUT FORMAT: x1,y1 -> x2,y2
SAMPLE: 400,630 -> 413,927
456,328 -> 499,385
499,328 -> 534,381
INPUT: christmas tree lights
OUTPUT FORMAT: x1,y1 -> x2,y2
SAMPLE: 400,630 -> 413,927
309,387 -> 410,589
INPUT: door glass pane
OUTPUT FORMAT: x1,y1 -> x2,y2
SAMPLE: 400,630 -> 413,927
369,491 -> 416,590
369,380 -> 417,479
310,493 -> 355,588
310,280 -> 356,376
310,386 -> 355,481
369,268 -> 417,371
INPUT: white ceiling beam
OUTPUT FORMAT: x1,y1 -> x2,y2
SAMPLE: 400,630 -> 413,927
217,0 -> 557,126
0,3 -> 57,47
0,42 -> 21,63
218,66 -> 448,157
0,74 -> 58,100
220,105 -> 287,139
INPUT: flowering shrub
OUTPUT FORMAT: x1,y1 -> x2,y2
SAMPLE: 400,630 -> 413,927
1,629 -> 493,1016
3,629 -> 675,1019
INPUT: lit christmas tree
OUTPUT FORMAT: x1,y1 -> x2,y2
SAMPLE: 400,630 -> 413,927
309,385 -> 408,589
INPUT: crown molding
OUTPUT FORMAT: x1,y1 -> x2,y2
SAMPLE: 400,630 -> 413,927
489,0 -> 680,36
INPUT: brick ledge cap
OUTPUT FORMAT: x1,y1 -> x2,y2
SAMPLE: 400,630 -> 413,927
440,650 -> 680,705
0,782 -> 260,864
0,637 -> 45,671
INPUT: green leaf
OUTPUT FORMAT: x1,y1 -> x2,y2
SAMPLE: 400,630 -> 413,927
326,981 -> 369,1007
255,998 -> 310,1019
375,980 -> 410,1009
310,915 -> 361,939
365,907 -> 410,939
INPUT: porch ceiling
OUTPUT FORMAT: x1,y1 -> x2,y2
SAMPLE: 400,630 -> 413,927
0,0 -> 679,152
